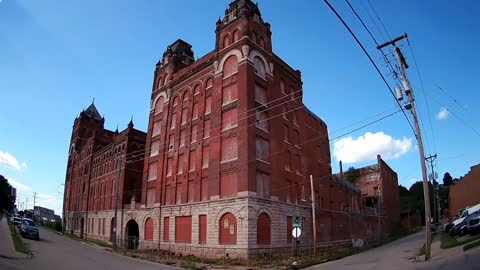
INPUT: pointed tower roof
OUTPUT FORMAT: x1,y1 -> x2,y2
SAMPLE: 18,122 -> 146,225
84,101 -> 102,121
128,116 -> 134,129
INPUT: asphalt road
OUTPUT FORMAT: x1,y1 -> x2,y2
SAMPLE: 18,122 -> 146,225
306,231 -> 480,270
0,227 -> 180,270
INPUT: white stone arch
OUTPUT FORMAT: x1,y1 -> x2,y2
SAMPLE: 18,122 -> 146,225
192,80 -> 203,95
255,207 -> 273,220
203,75 -> 215,89
181,86 -> 192,102
150,91 -> 169,111
214,206 -> 242,231
214,49 -> 244,75
249,50 -> 272,76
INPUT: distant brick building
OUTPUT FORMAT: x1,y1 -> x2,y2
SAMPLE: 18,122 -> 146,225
342,155 -> 401,236
449,164 -> 480,220
64,0 -> 385,259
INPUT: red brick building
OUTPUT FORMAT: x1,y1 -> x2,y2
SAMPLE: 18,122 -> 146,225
345,155 -> 401,236
64,0 -> 385,258
449,164 -> 480,220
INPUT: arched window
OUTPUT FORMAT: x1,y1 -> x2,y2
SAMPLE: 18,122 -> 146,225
280,80 -> 286,94
251,31 -> 257,44
260,38 -> 265,49
172,96 -> 179,107
206,78 -> 213,89
154,96 -> 164,115
144,218 -> 153,240
163,75 -> 169,86
157,76 -> 163,88
257,213 -> 271,245
219,212 -> 237,244
223,55 -> 238,78
223,35 -> 230,48
194,85 -> 201,95
253,56 -> 266,79
233,30 -> 239,43
182,91 -> 189,102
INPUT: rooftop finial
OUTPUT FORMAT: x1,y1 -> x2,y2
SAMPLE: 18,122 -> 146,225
128,115 -> 134,128
92,97 -> 95,104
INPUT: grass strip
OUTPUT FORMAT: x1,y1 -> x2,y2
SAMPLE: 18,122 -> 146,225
441,232 -> 480,249
8,224 -> 28,254
463,239 -> 480,251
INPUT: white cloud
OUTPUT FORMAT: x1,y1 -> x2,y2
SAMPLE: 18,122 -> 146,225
333,131 -> 413,164
0,150 -> 26,170
7,178 -> 32,191
436,107 -> 449,120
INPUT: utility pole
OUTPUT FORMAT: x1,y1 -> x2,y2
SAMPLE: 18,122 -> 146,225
112,154 -> 123,250
310,175 -> 317,257
377,33 -> 432,260
33,192 -> 37,221
426,154 -> 438,223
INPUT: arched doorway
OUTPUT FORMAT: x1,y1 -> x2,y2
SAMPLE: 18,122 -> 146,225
110,217 -> 115,242
219,213 -> 237,244
80,217 -> 85,238
125,219 -> 139,249
257,213 -> 271,245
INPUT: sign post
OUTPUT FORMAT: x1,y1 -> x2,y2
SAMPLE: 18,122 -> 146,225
292,218 -> 302,264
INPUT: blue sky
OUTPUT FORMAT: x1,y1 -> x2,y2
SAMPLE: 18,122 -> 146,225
1,0 -> 479,215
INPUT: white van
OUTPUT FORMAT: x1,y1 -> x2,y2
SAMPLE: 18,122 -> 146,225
452,203 -> 480,227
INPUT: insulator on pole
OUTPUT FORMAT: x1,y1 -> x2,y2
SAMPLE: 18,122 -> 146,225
402,79 -> 412,95
395,85 -> 404,101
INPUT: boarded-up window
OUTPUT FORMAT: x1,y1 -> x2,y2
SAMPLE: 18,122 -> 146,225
181,108 -> 187,125
147,188 -> 155,207
222,84 -> 238,105
256,110 -> 269,131
256,171 -> 270,198
166,158 -> 173,176
188,182 -> 196,203
223,35 -> 230,48
189,150 -> 196,171
287,216 -> 293,243
285,151 -> 291,171
180,130 -> 186,147
254,57 -> 266,78
205,96 -> 212,115
256,137 -> 269,161
176,184 -> 187,204
206,78 -> 213,89
255,84 -> 267,105
150,141 -> 159,157
219,213 -> 237,244
169,136 -> 175,151
220,172 -> 238,198
152,121 -> 161,137
204,119 -> 211,138
223,55 -> 238,78
199,215 -> 207,244
175,216 -> 192,243
202,147 -> 209,168
163,217 -> 170,241
201,178 -> 208,201
282,104 -> 288,119
284,125 -> 289,142
192,103 -> 199,119
280,80 -> 286,94
148,164 -> 157,181
233,30 -> 239,42
221,137 -> 238,161
171,114 -> 176,130
257,213 -> 271,244
222,108 -> 238,131
102,218 -> 105,235
145,218 -> 154,240
154,96 -> 164,115
191,125 -> 198,143
177,154 -> 185,174
194,85 -> 201,95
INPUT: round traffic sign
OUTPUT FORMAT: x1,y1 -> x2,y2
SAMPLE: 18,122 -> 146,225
292,227 -> 302,238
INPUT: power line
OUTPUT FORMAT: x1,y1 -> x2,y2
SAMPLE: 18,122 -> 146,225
323,0 -> 416,136
366,0 -> 392,40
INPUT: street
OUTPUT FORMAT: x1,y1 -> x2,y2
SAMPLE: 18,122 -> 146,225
0,227 -> 180,270
306,231 -> 480,270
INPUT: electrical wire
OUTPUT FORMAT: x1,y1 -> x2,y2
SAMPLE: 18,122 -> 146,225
323,0 -> 416,137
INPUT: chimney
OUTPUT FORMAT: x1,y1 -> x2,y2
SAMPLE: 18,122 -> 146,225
339,160 -> 344,179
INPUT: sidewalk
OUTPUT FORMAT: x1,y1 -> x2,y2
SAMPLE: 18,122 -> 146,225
0,217 -> 28,259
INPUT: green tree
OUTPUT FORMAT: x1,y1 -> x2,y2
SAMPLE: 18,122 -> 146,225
344,167 -> 360,183
443,172 -> 453,186
0,175 -> 15,213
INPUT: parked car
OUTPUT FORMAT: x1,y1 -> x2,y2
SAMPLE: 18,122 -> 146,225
451,212 -> 480,237
19,218 -> 39,240
466,212 -> 480,235
11,214 -> 22,225
449,203 -> 480,233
